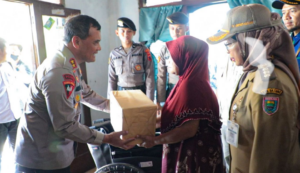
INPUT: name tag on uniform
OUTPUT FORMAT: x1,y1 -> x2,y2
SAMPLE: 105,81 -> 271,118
226,120 -> 239,148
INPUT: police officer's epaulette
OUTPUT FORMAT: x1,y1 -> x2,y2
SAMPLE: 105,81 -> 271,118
132,43 -> 143,48
114,46 -> 123,51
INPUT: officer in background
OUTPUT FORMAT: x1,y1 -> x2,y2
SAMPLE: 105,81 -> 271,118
156,12 -> 189,112
272,0 -> 300,71
108,17 -> 155,100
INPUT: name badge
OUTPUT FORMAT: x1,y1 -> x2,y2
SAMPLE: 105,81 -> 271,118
226,120 -> 239,148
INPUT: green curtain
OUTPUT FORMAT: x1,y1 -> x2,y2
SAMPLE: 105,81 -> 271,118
227,0 -> 281,13
139,5 -> 182,47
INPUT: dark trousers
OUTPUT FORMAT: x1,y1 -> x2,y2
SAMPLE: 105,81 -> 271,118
0,119 -> 20,172
17,165 -> 71,173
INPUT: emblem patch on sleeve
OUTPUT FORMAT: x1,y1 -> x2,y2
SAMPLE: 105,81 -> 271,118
63,81 -> 75,99
263,97 -> 279,116
145,49 -> 152,61
69,58 -> 77,69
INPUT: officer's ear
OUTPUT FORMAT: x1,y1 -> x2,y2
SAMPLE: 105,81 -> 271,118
71,36 -> 81,49
133,31 -> 136,36
115,29 -> 119,36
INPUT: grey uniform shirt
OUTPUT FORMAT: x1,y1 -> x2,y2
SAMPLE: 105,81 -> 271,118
15,45 -> 110,170
108,43 -> 155,100
156,44 -> 179,103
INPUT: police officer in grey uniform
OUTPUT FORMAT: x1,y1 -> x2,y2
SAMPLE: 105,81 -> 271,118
15,15 -> 134,173
156,12 -> 189,110
108,17 -> 155,100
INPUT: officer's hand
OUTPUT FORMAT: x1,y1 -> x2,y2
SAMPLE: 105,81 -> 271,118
103,131 -> 135,150
136,135 -> 155,148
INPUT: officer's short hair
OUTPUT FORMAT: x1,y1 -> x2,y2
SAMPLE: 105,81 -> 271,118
64,15 -> 101,43
0,37 -> 6,51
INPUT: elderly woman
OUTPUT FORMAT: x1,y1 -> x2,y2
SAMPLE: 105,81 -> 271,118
137,35 -> 223,173
207,4 -> 300,173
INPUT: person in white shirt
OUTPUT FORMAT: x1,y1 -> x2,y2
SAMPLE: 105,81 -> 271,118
0,37 -> 25,173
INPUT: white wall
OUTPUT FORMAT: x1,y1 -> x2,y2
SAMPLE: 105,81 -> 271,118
64,0 -> 139,123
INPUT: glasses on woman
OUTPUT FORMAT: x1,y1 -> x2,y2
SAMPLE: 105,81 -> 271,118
224,36 -> 237,51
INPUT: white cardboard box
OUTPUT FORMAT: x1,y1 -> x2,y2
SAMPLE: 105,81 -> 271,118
110,90 -> 156,145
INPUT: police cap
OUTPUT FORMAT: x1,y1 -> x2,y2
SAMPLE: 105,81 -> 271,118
117,17 -> 136,31
272,0 -> 300,9
166,12 -> 189,25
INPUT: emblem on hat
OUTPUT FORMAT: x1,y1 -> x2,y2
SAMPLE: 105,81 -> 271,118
118,20 -> 123,26
167,18 -> 173,24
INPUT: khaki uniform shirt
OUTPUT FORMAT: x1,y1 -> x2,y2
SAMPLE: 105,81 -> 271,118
229,68 -> 300,173
108,43 -> 154,100
156,45 -> 179,103
15,45 -> 110,170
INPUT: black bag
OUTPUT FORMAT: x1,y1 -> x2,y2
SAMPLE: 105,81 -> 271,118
88,120 -> 114,169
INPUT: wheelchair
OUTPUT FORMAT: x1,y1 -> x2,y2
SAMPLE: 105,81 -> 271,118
88,119 -> 162,173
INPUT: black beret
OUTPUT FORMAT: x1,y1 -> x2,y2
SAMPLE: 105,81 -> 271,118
166,12 -> 189,25
117,17 -> 136,31
272,0 -> 300,9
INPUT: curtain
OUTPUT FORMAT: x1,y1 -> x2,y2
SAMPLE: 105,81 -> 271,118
139,5 -> 182,47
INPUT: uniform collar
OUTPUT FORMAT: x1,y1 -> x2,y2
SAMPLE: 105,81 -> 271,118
119,41 -> 136,50
61,44 -> 80,70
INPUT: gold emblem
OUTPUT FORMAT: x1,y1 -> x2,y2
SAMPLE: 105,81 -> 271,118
135,64 -> 142,71
260,88 -> 283,95
75,94 -> 81,102
167,18 -> 173,23
118,20 -> 123,26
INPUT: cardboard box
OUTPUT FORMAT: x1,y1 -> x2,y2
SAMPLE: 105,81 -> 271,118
110,90 -> 156,145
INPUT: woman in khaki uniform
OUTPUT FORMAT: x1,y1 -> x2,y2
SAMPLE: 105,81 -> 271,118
207,4 -> 300,173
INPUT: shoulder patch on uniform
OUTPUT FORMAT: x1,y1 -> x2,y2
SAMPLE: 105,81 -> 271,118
145,48 -> 152,61
260,88 -> 283,95
69,58 -> 77,69
63,74 -> 75,82
63,81 -> 75,99
263,97 -> 279,116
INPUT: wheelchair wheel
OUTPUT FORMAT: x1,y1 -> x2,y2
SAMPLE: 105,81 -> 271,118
95,163 -> 146,173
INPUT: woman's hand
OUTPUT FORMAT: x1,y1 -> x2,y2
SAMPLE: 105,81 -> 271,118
136,135 -> 156,148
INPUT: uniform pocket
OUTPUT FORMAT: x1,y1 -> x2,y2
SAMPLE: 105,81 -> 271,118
132,63 -> 144,74
115,59 -> 123,75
